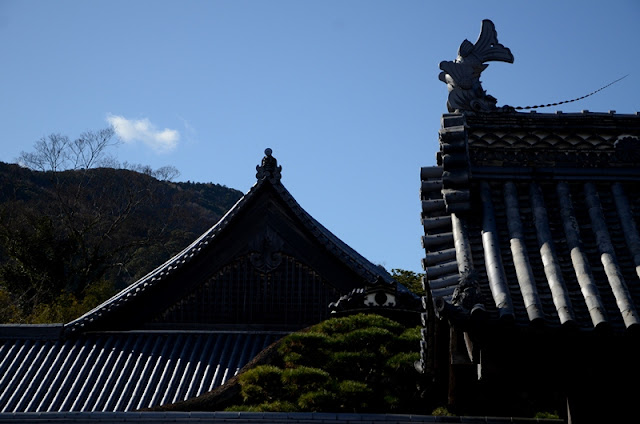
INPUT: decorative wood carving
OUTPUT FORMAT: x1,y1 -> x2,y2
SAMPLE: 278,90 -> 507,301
249,226 -> 284,272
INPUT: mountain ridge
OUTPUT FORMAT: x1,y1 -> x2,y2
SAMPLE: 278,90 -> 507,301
0,161 -> 243,323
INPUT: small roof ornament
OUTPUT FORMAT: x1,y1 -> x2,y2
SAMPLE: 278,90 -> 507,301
439,19 -> 514,113
256,148 -> 282,182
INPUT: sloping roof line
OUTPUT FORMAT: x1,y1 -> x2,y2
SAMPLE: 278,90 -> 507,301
419,166 -> 458,306
0,332 -> 281,413
461,109 -> 640,129
66,167 -> 394,335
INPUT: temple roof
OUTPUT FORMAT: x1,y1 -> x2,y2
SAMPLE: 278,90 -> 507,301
0,329 -> 281,412
65,149 -> 398,335
0,149 -> 410,414
421,111 -> 640,333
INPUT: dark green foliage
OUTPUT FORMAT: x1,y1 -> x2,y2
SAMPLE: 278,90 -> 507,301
238,365 -> 283,404
0,289 -> 20,323
278,332 -> 331,368
281,366 -> 331,396
395,327 -> 422,352
336,380 -> 372,410
225,401 -> 299,412
297,390 -> 335,412
534,411 -> 560,419
387,352 -> 420,371
391,268 -> 424,296
28,280 -> 117,324
229,313 -> 424,413
311,312 -> 405,336
325,351 -> 376,381
431,406 -> 455,416
335,327 -> 396,352
0,161 -> 242,322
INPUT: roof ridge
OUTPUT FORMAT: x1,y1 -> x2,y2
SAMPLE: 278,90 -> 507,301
65,149 -> 397,335
65,179 -> 267,334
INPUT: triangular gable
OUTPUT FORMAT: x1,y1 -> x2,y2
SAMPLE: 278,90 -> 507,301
65,149 -> 397,335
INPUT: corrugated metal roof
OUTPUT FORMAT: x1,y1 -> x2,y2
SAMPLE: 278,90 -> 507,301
0,332 -> 283,412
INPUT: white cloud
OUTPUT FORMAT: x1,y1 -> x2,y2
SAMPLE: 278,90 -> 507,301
106,114 -> 179,153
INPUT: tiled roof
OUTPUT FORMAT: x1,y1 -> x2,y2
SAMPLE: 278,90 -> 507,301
422,111 -> 640,333
0,331 -> 282,412
0,150 -> 411,415
66,151 -> 397,335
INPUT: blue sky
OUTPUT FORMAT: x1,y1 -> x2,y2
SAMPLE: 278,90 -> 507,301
1,1 -> 639,273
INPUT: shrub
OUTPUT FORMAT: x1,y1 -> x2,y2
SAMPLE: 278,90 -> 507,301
393,326 -> 421,353
297,389 -> 336,411
239,384 -> 268,405
225,405 -> 259,412
281,351 -> 302,368
337,380 -> 373,411
335,327 -> 395,352
325,351 -> 377,380
386,352 -> 420,372
257,401 -> 299,412
383,352 -> 421,411
225,401 -> 298,412
534,411 -> 559,419
431,406 -> 454,416
238,365 -> 283,404
313,313 -> 404,336
282,366 -> 331,395
383,395 -> 401,411
231,314 -> 424,414
0,288 -> 22,323
278,332 -> 330,368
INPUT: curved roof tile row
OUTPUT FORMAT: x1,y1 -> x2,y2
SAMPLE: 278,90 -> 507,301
423,112 -> 640,333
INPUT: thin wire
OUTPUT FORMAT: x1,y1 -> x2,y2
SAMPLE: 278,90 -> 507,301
514,75 -> 629,110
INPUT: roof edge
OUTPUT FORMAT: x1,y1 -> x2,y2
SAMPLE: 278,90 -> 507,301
65,150 -> 398,334
0,324 -> 64,340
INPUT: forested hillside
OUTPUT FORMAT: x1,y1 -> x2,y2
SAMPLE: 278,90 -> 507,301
0,161 -> 243,323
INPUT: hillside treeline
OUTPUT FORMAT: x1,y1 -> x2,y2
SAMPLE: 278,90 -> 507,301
0,160 -> 242,323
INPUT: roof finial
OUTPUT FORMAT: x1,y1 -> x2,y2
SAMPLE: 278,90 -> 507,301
439,19 -> 514,113
256,148 -> 282,182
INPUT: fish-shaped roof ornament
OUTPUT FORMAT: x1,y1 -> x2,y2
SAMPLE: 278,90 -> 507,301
439,20 -> 514,113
